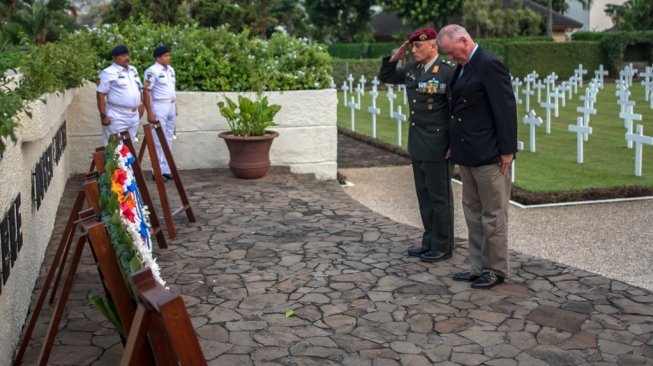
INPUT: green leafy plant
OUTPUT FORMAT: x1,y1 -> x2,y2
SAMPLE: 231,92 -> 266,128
217,94 -> 281,137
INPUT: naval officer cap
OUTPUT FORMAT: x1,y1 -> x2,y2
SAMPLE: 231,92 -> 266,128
408,28 -> 438,43
111,44 -> 129,56
153,45 -> 170,58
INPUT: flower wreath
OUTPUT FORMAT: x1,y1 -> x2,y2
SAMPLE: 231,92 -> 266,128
99,135 -> 164,285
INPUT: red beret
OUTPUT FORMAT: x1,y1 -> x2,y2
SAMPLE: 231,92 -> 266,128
408,28 -> 438,43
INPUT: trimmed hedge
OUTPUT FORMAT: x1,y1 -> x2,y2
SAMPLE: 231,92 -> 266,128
332,59 -> 383,87
477,36 -> 554,62
572,30 -> 653,70
329,36 -> 554,60
505,41 -> 605,79
328,42 -> 397,59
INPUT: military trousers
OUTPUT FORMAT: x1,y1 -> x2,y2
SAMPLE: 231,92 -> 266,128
411,159 -> 454,253
459,163 -> 511,278
102,105 -> 140,146
151,101 -> 177,175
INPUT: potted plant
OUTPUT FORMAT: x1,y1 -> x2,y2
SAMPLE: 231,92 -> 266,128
217,94 -> 281,179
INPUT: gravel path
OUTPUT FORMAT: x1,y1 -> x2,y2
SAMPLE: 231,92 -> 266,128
339,165 -> 653,292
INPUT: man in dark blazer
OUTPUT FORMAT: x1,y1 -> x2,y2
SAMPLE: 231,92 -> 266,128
378,28 -> 456,263
437,24 -> 517,289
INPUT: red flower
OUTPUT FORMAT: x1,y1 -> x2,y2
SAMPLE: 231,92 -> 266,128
120,144 -> 131,157
121,201 -> 136,222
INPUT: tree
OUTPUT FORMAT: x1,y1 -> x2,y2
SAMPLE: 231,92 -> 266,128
1,0 -> 77,45
104,0 -> 187,25
380,0 -> 463,29
462,0 -> 543,38
606,0 -> 653,30
190,0 -> 310,38
531,0 -> 592,36
304,0 -> 375,42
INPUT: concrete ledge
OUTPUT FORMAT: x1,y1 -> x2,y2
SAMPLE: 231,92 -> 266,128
68,84 -> 338,179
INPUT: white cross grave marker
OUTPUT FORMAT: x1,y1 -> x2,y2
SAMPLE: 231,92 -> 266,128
575,64 -> 588,87
540,94 -> 555,134
386,85 -> 396,117
620,104 -> 642,149
341,81 -> 349,105
595,65 -> 608,89
568,116 -> 592,163
368,87 -> 381,138
512,78 -> 523,105
347,97 -> 357,131
358,75 -> 367,96
624,63 -> 637,87
640,66 -> 653,102
534,79 -> 545,104
511,141 -> 524,183
347,74 -> 354,96
522,79 -> 534,111
354,84 -> 363,110
576,102 -> 597,142
616,85 -> 631,114
523,110 -> 542,152
626,124 -> 653,176
392,106 -> 407,147
551,86 -> 562,117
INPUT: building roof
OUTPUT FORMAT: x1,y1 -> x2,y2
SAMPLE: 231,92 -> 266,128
520,0 -> 584,31
371,12 -> 409,42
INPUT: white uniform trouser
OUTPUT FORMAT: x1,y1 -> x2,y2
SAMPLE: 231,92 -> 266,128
151,101 -> 176,175
103,105 -> 140,145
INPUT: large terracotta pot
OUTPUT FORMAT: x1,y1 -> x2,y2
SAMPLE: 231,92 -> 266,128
218,131 -> 279,179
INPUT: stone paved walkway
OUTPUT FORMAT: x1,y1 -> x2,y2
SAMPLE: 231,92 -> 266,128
18,137 -> 653,365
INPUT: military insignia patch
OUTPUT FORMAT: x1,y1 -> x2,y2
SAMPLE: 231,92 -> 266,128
144,80 -> 151,88
146,73 -> 153,80
96,78 -> 100,85
432,65 -> 440,74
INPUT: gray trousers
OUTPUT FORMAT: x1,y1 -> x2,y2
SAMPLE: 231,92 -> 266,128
459,163 -> 511,277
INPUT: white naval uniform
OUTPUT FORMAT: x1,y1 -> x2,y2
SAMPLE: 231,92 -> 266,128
144,62 -> 176,175
97,63 -> 143,145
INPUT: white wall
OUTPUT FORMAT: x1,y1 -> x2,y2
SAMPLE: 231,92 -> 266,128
68,82 -> 338,180
0,90 -> 74,366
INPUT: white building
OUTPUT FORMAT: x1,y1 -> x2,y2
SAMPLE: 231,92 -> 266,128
566,0 -> 626,31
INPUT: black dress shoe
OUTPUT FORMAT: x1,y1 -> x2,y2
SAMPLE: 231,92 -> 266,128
407,246 -> 430,257
162,173 -> 173,181
451,271 -> 480,282
419,251 -> 452,263
471,271 -> 504,289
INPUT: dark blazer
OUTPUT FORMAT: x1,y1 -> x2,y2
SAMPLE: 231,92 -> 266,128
379,56 -> 454,161
448,46 -> 517,166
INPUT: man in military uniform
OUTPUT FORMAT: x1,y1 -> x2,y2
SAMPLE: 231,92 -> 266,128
378,27 -> 455,263
143,45 -> 177,181
96,44 -> 144,145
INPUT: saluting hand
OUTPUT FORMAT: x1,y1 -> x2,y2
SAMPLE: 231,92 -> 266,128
389,41 -> 409,62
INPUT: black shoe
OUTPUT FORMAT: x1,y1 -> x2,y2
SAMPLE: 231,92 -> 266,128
451,271 -> 480,282
471,271 -> 504,289
407,246 -> 429,257
162,173 -> 173,181
419,251 -> 452,263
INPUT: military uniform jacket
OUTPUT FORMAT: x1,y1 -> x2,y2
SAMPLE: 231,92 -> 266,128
144,62 -> 176,100
447,46 -> 517,166
378,56 -> 454,161
97,63 -> 142,109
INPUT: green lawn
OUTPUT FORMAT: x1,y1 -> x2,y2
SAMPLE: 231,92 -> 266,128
337,81 -> 653,192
